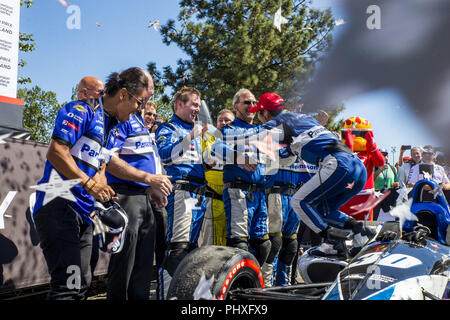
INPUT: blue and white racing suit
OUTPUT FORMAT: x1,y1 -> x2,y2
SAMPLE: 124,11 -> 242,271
218,111 -> 367,236
211,118 -> 271,266
263,155 -> 318,286
155,114 -> 207,299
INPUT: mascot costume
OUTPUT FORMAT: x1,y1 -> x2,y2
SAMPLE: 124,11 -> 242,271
340,117 -> 385,220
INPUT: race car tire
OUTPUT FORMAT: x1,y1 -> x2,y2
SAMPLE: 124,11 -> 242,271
166,245 -> 264,300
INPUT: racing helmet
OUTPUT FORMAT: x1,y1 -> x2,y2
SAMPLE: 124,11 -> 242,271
92,200 -> 129,254
341,116 -> 372,152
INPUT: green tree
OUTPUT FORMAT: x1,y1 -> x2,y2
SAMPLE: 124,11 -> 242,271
149,0 -> 336,120
18,1 -> 65,143
19,0 -> 36,85
18,86 -> 62,143
147,62 -> 173,121
323,103 -> 345,134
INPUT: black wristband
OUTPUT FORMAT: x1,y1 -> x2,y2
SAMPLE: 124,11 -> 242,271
82,177 -> 91,188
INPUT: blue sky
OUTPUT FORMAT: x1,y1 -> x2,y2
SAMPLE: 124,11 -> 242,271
19,0 -> 187,100
17,0 -> 441,163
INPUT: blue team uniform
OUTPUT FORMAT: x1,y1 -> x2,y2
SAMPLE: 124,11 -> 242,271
264,155 -> 318,286
33,98 -> 118,224
32,98 -> 118,300
155,114 -> 207,244
155,114 -> 207,299
105,113 -> 157,187
217,118 -> 269,243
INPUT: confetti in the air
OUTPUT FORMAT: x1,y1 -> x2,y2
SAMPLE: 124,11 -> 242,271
335,18 -> 346,26
390,198 -> 417,233
148,20 -> 161,31
273,6 -> 288,32
58,0 -> 70,7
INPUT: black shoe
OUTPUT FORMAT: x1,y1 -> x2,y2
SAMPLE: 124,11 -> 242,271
324,227 -> 352,242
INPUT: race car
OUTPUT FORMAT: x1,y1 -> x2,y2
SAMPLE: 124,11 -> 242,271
165,179 -> 450,300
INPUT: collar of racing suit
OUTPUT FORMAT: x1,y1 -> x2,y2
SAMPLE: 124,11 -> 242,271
171,114 -> 195,130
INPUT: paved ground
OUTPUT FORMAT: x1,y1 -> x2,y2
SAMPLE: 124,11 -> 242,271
87,279 -> 158,300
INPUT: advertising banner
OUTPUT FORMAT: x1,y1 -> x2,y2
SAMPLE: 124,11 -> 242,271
0,0 -> 20,98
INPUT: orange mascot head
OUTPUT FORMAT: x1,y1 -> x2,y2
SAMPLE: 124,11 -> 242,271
341,116 -> 372,152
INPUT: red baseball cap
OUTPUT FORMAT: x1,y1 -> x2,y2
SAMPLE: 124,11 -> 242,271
249,92 -> 286,113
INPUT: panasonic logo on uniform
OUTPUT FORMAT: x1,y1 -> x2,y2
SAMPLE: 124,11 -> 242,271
135,141 -> 153,149
307,127 -> 327,138
81,143 -> 100,157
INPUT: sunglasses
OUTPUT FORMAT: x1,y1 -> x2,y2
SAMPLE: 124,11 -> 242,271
80,87 -> 105,96
242,100 -> 257,106
128,91 -> 147,110
423,151 -> 434,156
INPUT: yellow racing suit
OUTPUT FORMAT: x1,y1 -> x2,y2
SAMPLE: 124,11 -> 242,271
200,135 -> 227,246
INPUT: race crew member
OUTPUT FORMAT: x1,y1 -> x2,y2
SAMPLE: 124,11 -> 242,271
75,76 -> 105,281
104,72 -> 172,300
263,152 -> 317,287
215,92 -> 369,247
340,117 -> 385,220
32,67 -> 149,300
200,108 -> 235,246
211,88 -> 272,268
155,87 -> 208,299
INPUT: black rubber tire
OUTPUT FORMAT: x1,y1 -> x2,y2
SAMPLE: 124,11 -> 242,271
166,245 -> 264,300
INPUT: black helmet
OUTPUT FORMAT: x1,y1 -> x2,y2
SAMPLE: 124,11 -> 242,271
92,200 -> 129,254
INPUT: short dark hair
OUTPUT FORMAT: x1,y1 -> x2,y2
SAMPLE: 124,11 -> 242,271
104,67 -> 149,97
